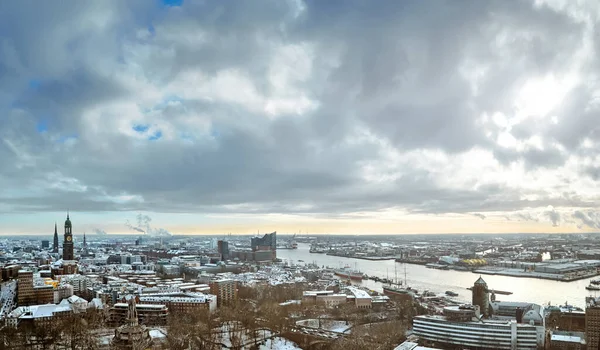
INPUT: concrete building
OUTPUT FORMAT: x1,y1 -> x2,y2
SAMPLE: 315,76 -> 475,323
586,296 -> 600,349
413,312 -> 545,349
7,295 -> 95,328
217,240 -> 229,261
490,301 -> 544,326
302,290 -> 347,307
549,331 -> 586,350
54,284 -> 74,303
51,261 -> 78,276
34,285 -> 54,305
139,292 -> 217,313
546,305 -> 586,332
17,270 -> 35,306
346,286 -> 372,309
2,265 -> 20,281
210,279 -> 237,307
110,303 -> 168,326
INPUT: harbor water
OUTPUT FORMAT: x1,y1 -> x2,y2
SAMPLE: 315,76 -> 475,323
278,243 -> 598,308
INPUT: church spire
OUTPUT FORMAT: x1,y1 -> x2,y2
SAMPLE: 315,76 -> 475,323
53,222 -> 59,253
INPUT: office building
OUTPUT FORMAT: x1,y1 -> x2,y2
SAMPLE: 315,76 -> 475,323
17,270 -> 35,306
34,285 -> 54,304
2,265 -> 20,281
586,296 -> 600,349
210,279 -> 237,307
413,309 -> 545,349
218,240 -> 229,261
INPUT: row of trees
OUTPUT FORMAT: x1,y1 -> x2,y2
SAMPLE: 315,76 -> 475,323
0,283 -> 422,349
0,308 -> 105,350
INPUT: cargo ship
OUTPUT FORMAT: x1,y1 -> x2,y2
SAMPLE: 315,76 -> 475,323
334,267 -> 363,281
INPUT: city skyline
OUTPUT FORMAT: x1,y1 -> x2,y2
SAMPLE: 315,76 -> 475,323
2,1 -> 600,235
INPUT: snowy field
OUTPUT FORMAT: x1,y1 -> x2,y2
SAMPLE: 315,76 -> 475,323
296,319 -> 352,333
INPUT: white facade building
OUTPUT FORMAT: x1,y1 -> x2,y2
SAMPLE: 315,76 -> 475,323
413,315 -> 544,349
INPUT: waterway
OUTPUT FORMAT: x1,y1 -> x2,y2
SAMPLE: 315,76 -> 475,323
278,244 -> 598,309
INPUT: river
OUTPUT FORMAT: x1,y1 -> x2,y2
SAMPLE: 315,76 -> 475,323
278,244 -> 598,309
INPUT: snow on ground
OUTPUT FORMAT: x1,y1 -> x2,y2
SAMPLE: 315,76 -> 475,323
259,337 -> 302,350
296,319 -> 352,333
149,329 -> 166,338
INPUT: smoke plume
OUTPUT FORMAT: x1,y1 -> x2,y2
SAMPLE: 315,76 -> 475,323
125,214 -> 172,236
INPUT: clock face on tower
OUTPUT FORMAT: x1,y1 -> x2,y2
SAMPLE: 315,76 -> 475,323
66,236 -> 72,242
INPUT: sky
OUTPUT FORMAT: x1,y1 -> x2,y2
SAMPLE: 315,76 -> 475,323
1,0 -> 600,236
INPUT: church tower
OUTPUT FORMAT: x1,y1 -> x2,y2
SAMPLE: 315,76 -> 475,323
52,222 -> 59,253
63,213 -> 74,260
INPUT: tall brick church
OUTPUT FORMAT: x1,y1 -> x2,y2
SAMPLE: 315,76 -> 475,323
62,213 -> 74,261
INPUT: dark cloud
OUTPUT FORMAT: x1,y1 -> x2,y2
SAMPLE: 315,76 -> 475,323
0,0 -> 599,229
573,211 -> 600,230
473,213 -> 486,220
544,207 -> 561,227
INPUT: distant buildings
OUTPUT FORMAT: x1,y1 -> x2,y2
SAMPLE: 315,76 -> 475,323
301,287 -> 375,309
139,292 -> 216,313
413,277 -> 545,349
251,231 -> 277,260
8,295 -> 99,328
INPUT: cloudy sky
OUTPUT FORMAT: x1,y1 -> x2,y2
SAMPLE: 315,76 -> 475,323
1,0 -> 600,235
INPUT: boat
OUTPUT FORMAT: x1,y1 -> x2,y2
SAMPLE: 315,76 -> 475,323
334,268 -> 363,281
309,246 -> 327,253
383,263 -> 418,297
426,263 -> 450,270
586,284 -> 600,291
383,284 -> 417,297
591,279 -> 600,285
421,290 -> 436,297
445,291 -> 459,297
